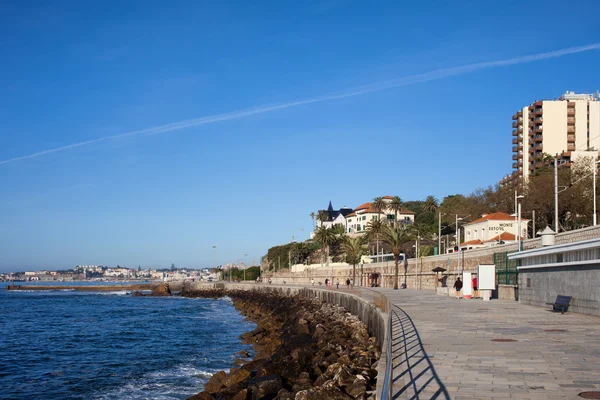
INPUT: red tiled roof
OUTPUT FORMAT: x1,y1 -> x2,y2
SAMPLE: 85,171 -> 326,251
484,232 -> 524,242
468,212 -> 528,224
460,239 -> 484,246
352,201 -> 415,215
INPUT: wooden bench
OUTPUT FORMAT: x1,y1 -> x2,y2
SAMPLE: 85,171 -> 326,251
546,295 -> 572,314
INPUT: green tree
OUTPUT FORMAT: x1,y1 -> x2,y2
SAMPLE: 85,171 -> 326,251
366,219 -> 385,262
310,212 -> 316,230
317,210 -> 329,227
389,196 -> 403,226
372,197 -> 387,224
340,235 -> 367,286
379,224 -> 411,289
423,195 -> 439,212
313,226 -> 336,266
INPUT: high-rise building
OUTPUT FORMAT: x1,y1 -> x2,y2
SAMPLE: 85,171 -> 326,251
502,91 -> 600,185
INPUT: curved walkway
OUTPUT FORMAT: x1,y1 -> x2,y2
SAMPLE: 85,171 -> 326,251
375,288 -> 600,400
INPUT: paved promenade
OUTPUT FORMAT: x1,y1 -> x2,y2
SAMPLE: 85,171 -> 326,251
375,288 -> 600,400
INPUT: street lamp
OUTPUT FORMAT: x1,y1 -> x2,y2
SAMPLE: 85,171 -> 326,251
243,253 -> 248,282
593,160 -> 600,226
212,245 -> 217,279
438,212 -> 445,255
516,194 -> 524,251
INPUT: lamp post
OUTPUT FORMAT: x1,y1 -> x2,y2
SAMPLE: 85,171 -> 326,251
516,194 -> 524,251
243,253 -> 248,282
212,245 -> 218,280
594,160 -> 600,226
438,212 -> 444,255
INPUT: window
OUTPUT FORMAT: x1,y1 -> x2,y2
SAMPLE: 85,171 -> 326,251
357,225 -> 361,231
387,214 -> 395,221
474,229 -> 478,239
362,216 -> 366,221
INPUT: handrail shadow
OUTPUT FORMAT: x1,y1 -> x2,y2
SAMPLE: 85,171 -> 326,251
390,304 -> 450,400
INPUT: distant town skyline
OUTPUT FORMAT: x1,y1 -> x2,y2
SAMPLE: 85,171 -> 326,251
1,1 -> 599,271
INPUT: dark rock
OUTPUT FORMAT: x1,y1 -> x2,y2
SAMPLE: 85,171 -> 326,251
187,392 -> 214,400
247,374 -> 282,399
232,389 -> 248,400
236,349 -> 250,358
346,376 -> 368,399
150,283 -> 171,296
131,291 -> 145,297
223,368 -> 250,387
204,371 -> 227,393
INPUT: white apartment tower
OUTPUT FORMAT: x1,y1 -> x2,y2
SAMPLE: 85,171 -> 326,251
504,91 -> 600,184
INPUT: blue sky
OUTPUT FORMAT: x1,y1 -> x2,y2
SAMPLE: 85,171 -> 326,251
1,1 -> 599,272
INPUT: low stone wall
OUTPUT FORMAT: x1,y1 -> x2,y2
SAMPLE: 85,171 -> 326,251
497,284 -> 518,301
518,264 -> 600,317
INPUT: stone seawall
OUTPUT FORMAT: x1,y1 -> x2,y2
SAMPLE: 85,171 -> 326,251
187,282 -> 390,399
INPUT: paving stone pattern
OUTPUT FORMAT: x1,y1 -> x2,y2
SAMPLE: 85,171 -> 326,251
376,288 -> 600,400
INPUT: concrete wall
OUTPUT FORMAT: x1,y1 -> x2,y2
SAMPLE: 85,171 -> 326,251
518,264 -> 600,316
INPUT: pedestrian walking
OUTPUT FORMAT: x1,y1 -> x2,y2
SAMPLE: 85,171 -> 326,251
311,278 -> 315,286
346,278 -> 350,289
453,277 -> 463,299
472,276 -> 478,298
336,279 -> 340,289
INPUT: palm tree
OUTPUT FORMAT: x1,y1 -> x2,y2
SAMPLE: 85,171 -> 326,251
379,224 -> 411,289
408,223 -> 432,257
423,195 -> 439,213
340,235 -> 367,286
372,197 -> 388,224
389,196 -> 403,226
313,225 -> 336,268
317,210 -> 329,227
310,212 -> 316,230
366,219 -> 384,263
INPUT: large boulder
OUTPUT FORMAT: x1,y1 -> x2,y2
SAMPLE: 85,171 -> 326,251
150,283 -> 171,296
247,374 -> 282,399
203,371 -> 227,393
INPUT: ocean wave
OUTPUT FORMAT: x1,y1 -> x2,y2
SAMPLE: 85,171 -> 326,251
91,363 -> 215,400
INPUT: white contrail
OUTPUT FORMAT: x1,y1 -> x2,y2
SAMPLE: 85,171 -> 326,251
2,43 -> 599,166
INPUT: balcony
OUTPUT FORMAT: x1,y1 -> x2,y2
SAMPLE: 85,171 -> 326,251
567,117 -> 576,124
567,126 -> 575,133
567,108 -> 575,116
512,144 -> 523,152
567,143 -> 576,151
512,154 -> 518,161
531,107 -> 543,116
567,134 -> 575,142
532,134 -> 543,142
518,125 -> 523,132
512,137 -> 519,145
512,129 -> 519,136
512,121 -> 519,128
532,125 -> 542,133
534,144 -> 543,152
512,111 -> 523,120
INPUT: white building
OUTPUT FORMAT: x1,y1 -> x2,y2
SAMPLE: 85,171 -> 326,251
461,212 -> 529,248
503,91 -> 600,185
346,196 -> 415,235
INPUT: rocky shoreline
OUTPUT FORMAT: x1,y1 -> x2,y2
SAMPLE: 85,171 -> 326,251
182,288 -> 380,400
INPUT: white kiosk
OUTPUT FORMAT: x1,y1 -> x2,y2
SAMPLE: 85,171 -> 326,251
462,272 -> 472,299
477,264 -> 496,301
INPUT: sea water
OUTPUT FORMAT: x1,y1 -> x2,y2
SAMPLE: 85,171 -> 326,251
0,282 -> 255,400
